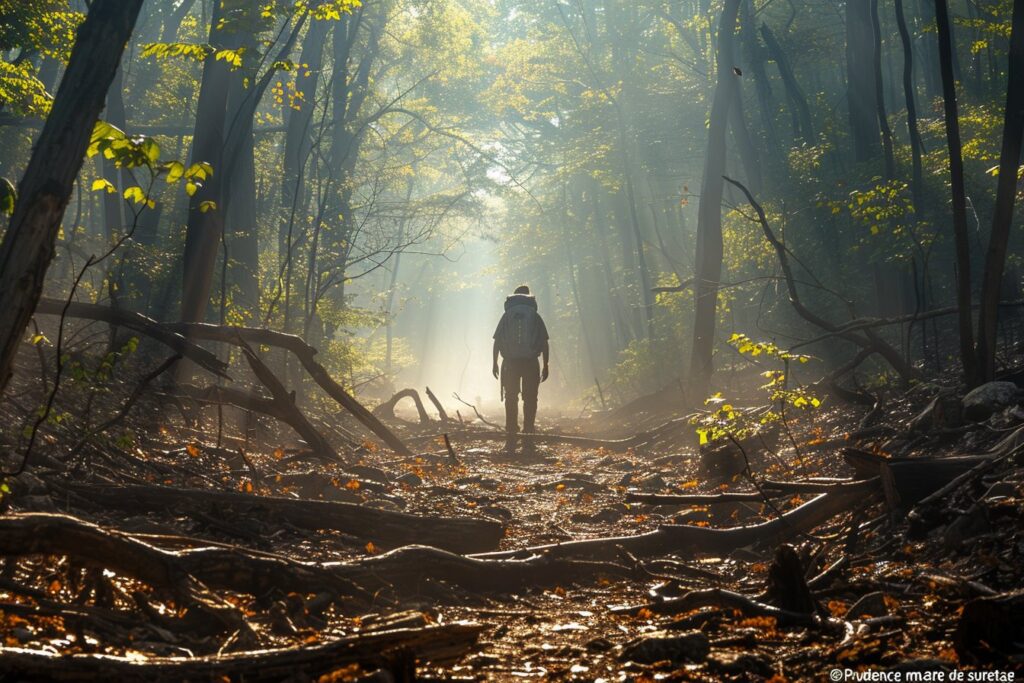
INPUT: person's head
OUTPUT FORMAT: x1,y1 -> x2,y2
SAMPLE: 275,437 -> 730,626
513,284 -> 530,295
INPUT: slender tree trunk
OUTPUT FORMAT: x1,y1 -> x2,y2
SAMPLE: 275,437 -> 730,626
895,0 -> 924,211
976,0 -> 1024,382
179,2 -> 234,324
934,0 -> 979,385
871,0 -> 896,179
279,17 -> 330,262
0,0 -> 143,394
740,0 -> 780,160
689,0 -> 741,400
847,0 -> 882,161
760,24 -> 814,146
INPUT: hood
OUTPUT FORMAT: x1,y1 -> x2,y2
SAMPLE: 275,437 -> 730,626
504,293 -> 537,311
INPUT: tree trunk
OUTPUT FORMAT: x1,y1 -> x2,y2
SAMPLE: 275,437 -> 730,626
871,0 -> 896,179
895,0 -> 924,211
0,0 -> 143,395
976,0 -> 1024,382
688,0 -> 741,400
760,24 -> 815,146
934,0 -> 979,386
847,0 -> 882,161
178,1 -> 234,324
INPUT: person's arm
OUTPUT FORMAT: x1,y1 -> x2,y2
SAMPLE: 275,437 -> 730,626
492,339 -> 500,379
541,339 -> 550,382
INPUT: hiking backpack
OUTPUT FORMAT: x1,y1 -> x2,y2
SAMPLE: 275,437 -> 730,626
499,299 -> 543,359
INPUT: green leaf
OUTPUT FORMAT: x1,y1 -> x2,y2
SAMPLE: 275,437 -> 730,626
123,186 -> 146,204
165,161 -> 184,183
91,178 -> 116,194
0,177 -> 16,215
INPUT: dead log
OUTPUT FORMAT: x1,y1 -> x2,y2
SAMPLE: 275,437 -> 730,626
62,482 -> 505,553
373,388 -> 431,424
842,448 -> 993,505
475,479 -> 880,561
34,298 -> 229,378
161,321 -> 413,457
0,622 -> 486,681
626,491 -> 765,505
764,544 -> 817,614
0,513 -> 631,605
954,589 -> 1024,662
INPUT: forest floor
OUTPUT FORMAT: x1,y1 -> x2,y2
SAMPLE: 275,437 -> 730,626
0,362 -> 1023,681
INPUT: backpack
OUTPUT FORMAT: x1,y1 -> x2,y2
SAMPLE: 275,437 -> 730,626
498,295 -> 543,359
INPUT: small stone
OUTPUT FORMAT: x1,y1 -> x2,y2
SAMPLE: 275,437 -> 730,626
347,465 -> 390,485
482,505 -> 513,520
708,651 -> 773,676
962,381 -> 1023,421
591,507 -> 624,524
619,630 -> 710,664
640,475 -> 667,491
395,472 -> 422,487
943,506 -> 991,549
847,591 -> 888,619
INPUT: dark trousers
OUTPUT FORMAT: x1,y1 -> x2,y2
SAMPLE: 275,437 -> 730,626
502,357 -> 540,435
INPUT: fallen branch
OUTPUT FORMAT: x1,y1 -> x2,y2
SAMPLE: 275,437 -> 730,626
373,388 -> 431,424
160,321 -> 413,456
34,298 -> 228,379
425,386 -> 450,422
62,482 -> 505,553
723,176 -> 918,383
475,479 -> 880,561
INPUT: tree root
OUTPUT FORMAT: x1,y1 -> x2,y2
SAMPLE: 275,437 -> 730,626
0,621 -> 486,681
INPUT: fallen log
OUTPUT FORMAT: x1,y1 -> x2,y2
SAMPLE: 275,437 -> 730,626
34,298 -> 229,379
373,388 -> 430,424
162,322 -> 413,457
626,491 -> 765,505
62,482 -> 505,553
0,622 -> 486,681
0,513 -> 631,603
842,448 -> 993,505
475,479 -> 880,561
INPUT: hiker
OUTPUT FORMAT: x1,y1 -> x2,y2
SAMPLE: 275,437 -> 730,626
492,285 -> 550,451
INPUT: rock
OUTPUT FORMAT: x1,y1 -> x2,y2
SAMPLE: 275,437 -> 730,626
347,465 -> 390,485
708,652 -> 773,677
15,495 -> 56,512
591,507 -> 624,524
11,471 -> 46,496
847,592 -> 888,619
984,481 -> 1018,501
585,636 -> 614,652
639,475 -> 668,491
482,505 -> 513,520
619,630 -> 709,664
962,381 -> 1023,421
319,487 -> 362,503
395,472 -> 422,487
618,472 -> 635,486
943,505 -> 991,549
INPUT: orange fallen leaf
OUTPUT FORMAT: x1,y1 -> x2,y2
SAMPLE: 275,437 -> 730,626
365,541 -> 377,554
345,479 -> 360,490
186,443 -> 199,457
